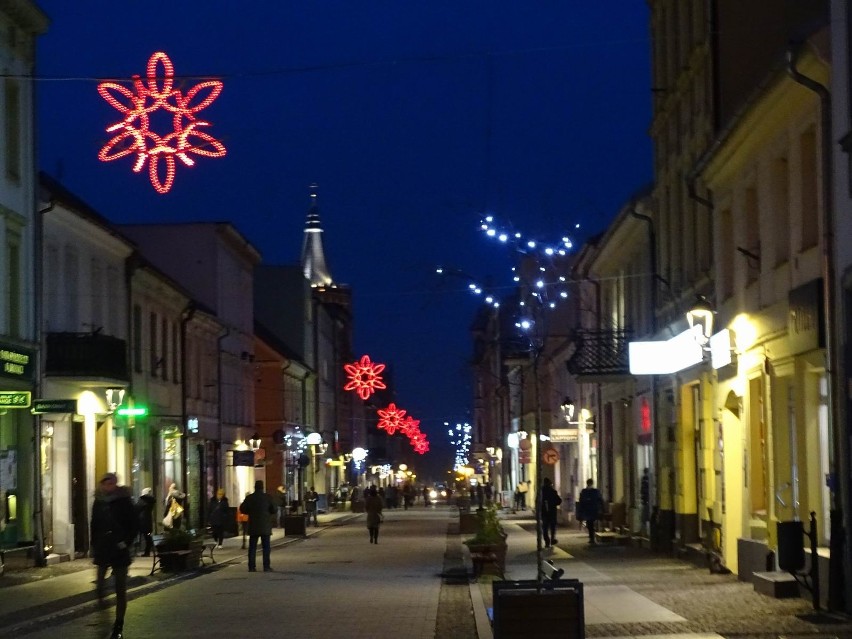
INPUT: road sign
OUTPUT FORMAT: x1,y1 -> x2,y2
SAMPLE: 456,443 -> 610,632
542,447 -> 560,465
518,438 -> 532,451
518,451 -> 531,464
0,391 -> 31,408
32,399 -> 78,414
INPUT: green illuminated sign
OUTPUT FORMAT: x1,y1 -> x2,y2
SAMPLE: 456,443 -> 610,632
117,406 -> 148,417
0,391 -> 31,408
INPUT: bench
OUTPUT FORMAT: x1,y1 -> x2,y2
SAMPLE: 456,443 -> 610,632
0,546 -> 36,576
149,535 -> 215,575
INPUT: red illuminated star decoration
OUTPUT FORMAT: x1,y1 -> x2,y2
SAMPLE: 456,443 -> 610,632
343,355 -> 387,400
409,431 -> 430,455
376,403 -> 407,435
97,51 -> 227,194
399,415 -> 420,437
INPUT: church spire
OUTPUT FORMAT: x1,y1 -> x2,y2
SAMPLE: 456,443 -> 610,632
301,183 -> 333,287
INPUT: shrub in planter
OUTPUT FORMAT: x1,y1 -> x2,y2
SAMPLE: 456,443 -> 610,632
463,504 -> 508,574
156,528 -> 204,571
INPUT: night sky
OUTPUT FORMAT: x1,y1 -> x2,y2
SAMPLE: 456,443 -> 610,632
35,2 -> 653,473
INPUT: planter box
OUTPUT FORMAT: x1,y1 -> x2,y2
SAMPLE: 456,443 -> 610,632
492,579 -> 584,639
467,541 -> 508,576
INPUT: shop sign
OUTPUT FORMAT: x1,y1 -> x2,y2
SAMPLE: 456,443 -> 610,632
233,450 -> 254,467
788,279 -> 824,354
31,399 -> 78,414
549,428 -> 579,443
0,343 -> 34,381
0,391 -> 31,408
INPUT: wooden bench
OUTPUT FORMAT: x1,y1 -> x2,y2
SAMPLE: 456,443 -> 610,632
149,536 -> 215,575
470,551 -> 504,579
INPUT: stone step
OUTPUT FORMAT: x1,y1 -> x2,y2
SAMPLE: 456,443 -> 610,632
752,571 -> 800,598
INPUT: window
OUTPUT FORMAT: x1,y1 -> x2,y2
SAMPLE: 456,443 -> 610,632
744,186 -> 760,284
800,126 -> 818,249
6,235 -> 20,337
133,305 -> 142,372
770,157 -> 789,266
64,249 -> 79,330
719,208 -> 734,300
149,312 -> 158,377
91,259 -> 104,333
172,323 -> 179,383
748,376 -> 767,515
4,79 -> 21,180
161,317 -> 169,381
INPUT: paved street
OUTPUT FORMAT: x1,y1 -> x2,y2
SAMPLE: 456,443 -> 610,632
2,506 -> 852,638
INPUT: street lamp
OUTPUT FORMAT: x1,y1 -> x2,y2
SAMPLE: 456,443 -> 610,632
686,296 -> 715,346
249,433 -> 262,451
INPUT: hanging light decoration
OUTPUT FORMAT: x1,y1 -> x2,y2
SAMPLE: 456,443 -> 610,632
376,403 -> 407,435
343,354 -> 387,400
97,51 -> 226,194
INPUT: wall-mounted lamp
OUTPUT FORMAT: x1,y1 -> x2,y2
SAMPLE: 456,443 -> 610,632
686,296 -> 715,347
249,433 -> 262,451
105,388 -> 125,412
560,397 -> 575,421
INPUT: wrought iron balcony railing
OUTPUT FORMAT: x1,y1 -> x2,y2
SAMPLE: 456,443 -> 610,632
565,329 -> 632,381
45,332 -> 129,381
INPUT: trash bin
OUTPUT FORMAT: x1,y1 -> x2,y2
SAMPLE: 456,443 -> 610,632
777,520 -> 805,572
492,579 -> 584,639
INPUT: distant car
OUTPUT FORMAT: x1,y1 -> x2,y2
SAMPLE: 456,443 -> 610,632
428,485 -> 448,505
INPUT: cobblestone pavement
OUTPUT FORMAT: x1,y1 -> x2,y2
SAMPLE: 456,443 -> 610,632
496,515 -> 852,639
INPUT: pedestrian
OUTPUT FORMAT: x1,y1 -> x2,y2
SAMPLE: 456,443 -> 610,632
475,484 -> 485,509
640,468 -> 651,534
517,481 -> 529,510
208,488 -> 229,548
135,487 -> 155,557
91,472 -> 137,639
539,477 -> 563,548
163,483 -> 185,529
484,482 -> 493,504
577,478 -> 604,545
305,486 -> 319,526
275,485 -> 287,527
364,486 -> 384,544
239,480 -> 275,572
422,485 -> 429,506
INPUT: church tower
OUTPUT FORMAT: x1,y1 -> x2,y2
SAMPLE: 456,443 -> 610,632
300,184 -> 334,287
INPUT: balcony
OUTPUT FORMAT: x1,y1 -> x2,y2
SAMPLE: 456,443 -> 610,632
45,332 -> 129,382
565,329 -> 632,382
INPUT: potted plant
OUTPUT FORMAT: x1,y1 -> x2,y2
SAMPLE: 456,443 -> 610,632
155,527 -> 204,572
463,504 -> 508,575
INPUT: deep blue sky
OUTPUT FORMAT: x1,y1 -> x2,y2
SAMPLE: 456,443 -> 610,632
36,2 -> 652,472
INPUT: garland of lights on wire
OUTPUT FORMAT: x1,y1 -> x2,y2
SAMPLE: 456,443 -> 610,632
97,52 -> 227,194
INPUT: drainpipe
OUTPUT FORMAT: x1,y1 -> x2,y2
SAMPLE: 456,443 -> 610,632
179,303 -> 195,525
216,326 -> 230,490
630,207 -> 665,549
787,43 -> 847,612
32,196 -> 55,568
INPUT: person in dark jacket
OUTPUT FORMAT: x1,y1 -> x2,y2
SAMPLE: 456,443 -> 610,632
540,477 -> 563,548
364,486 -> 384,544
577,478 -> 604,545
91,472 -> 138,639
135,487 -> 156,556
208,488 -> 229,547
239,480 -> 275,572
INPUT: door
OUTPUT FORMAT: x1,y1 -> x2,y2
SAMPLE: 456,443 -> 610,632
71,421 -> 88,556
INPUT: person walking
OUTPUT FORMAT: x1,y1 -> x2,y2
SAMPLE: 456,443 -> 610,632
275,485 -> 288,527
208,488 -> 229,548
364,486 -> 384,544
239,480 -> 275,572
539,477 -> 563,548
640,468 -> 651,535
305,486 -> 319,526
163,483 -> 185,529
91,472 -> 138,639
135,487 -> 156,557
578,478 -> 604,545
517,481 -> 529,510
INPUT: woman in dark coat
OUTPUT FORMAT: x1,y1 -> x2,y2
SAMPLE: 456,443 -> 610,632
208,488 -> 229,547
364,486 -> 384,544
91,472 -> 137,639
135,487 -> 156,556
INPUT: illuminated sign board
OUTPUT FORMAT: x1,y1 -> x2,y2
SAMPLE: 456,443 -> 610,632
0,391 -> 31,408
0,343 -> 34,380
629,328 -> 703,375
